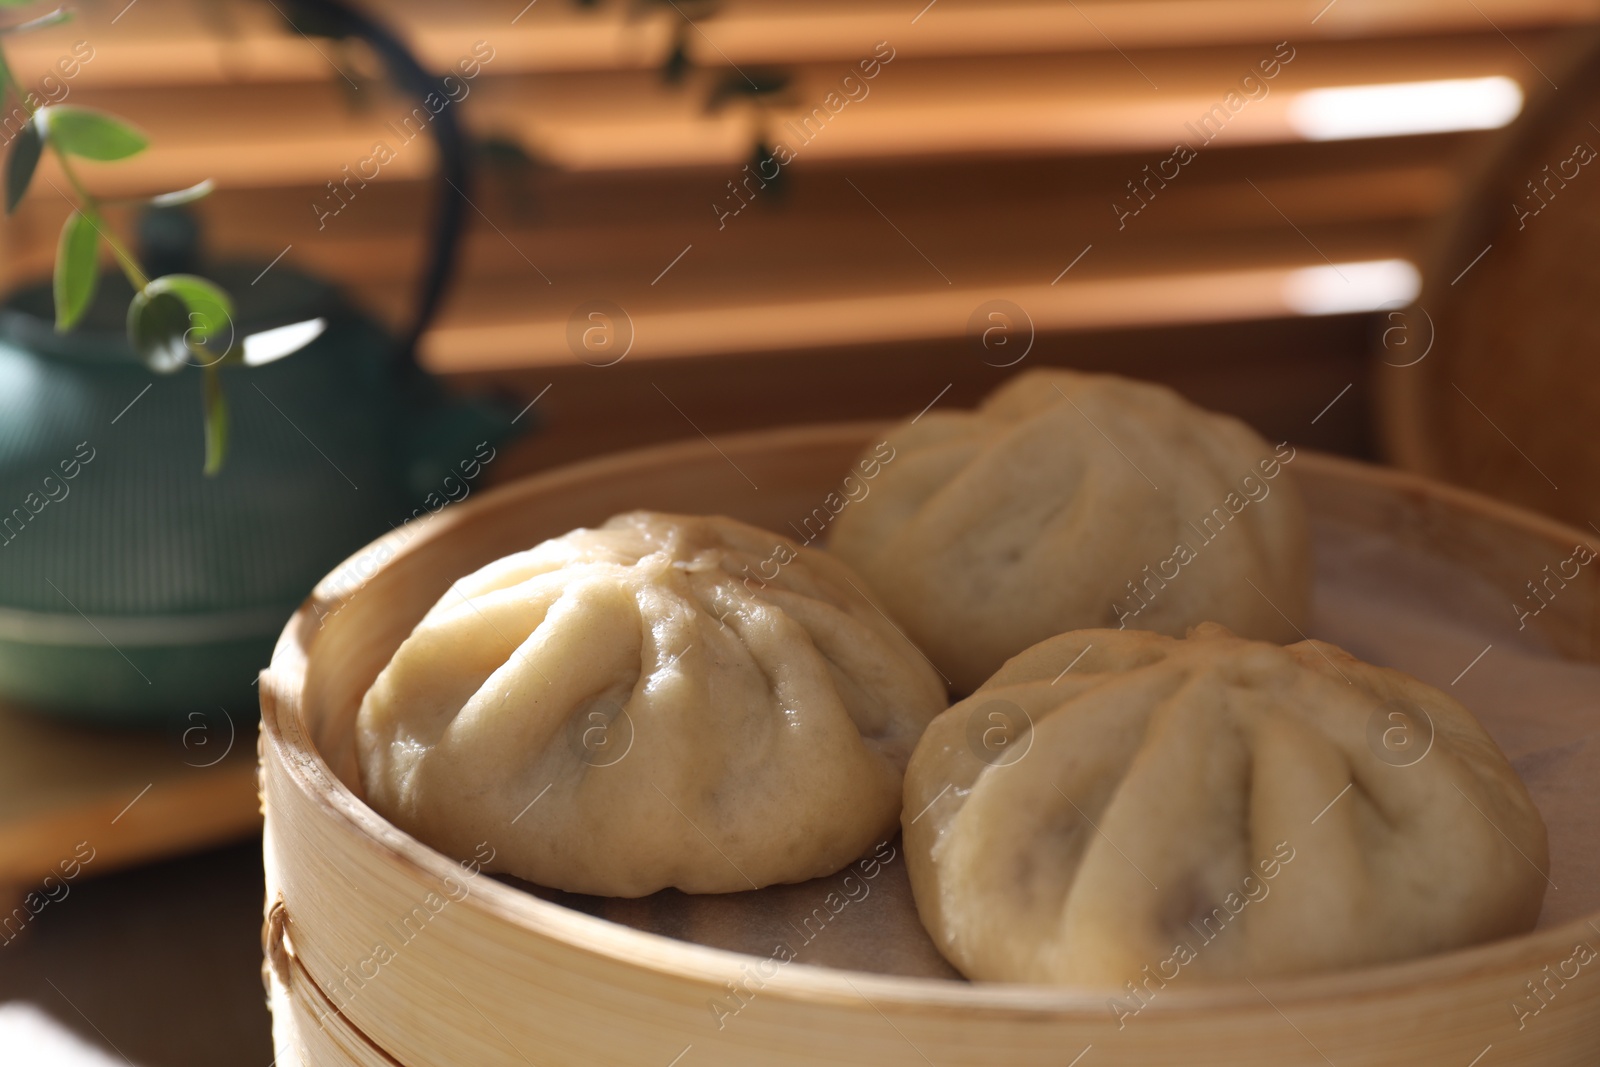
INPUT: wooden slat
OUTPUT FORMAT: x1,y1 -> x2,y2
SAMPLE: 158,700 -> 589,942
421,257 -> 1401,371
462,37 -> 1533,172
0,0 -> 1575,395
0,128 -> 1457,290
23,32 -> 1544,195
0,136 -> 1451,368
682,0 -> 1600,64
6,0 -> 1594,85
460,311 -> 1381,492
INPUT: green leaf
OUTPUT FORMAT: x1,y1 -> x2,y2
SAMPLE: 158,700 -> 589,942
145,274 -> 234,349
52,210 -> 98,331
149,179 -> 214,207
126,288 -> 190,373
6,114 -> 40,213
2,7 -> 71,33
40,106 -> 148,161
202,364 -> 228,475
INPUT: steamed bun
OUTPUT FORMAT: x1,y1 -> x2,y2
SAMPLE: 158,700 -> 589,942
903,624 -> 1548,985
829,369 -> 1311,692
357,511 -> 948,897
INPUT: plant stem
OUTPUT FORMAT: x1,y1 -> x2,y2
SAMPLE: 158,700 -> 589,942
0,38 -> 148,292
201,363 -> 226,475
53,149 -> 148,290
0,46 -> 17,103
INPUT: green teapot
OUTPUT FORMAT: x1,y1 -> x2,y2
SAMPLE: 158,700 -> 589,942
0,1 -> 520,726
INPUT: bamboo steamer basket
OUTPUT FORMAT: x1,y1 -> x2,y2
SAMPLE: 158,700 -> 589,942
259,423 -> 1600,1067
1376,29 -> 1600,531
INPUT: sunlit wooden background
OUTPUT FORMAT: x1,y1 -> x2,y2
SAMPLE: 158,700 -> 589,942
1,0 -> 1594,477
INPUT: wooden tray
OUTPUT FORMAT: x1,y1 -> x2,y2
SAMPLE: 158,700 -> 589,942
258,423 -> 1600,1067
0,701 -> 259,916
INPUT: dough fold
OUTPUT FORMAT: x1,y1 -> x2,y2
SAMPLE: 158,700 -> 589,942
830,369 -> 1312,692
903,624 -> 1550,984
358,511 -> 948,897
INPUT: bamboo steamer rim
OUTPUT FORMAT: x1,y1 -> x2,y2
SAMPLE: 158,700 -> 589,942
1375,27 -> 1600,480
261,421 -> 1600,1024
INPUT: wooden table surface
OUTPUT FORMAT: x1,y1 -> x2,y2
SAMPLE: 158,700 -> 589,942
0,839 -> 273,1066
0,705 -> 262,898
0,692 -> 267,1066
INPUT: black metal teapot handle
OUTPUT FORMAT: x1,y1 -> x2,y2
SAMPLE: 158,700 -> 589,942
277,0 -> 471,368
